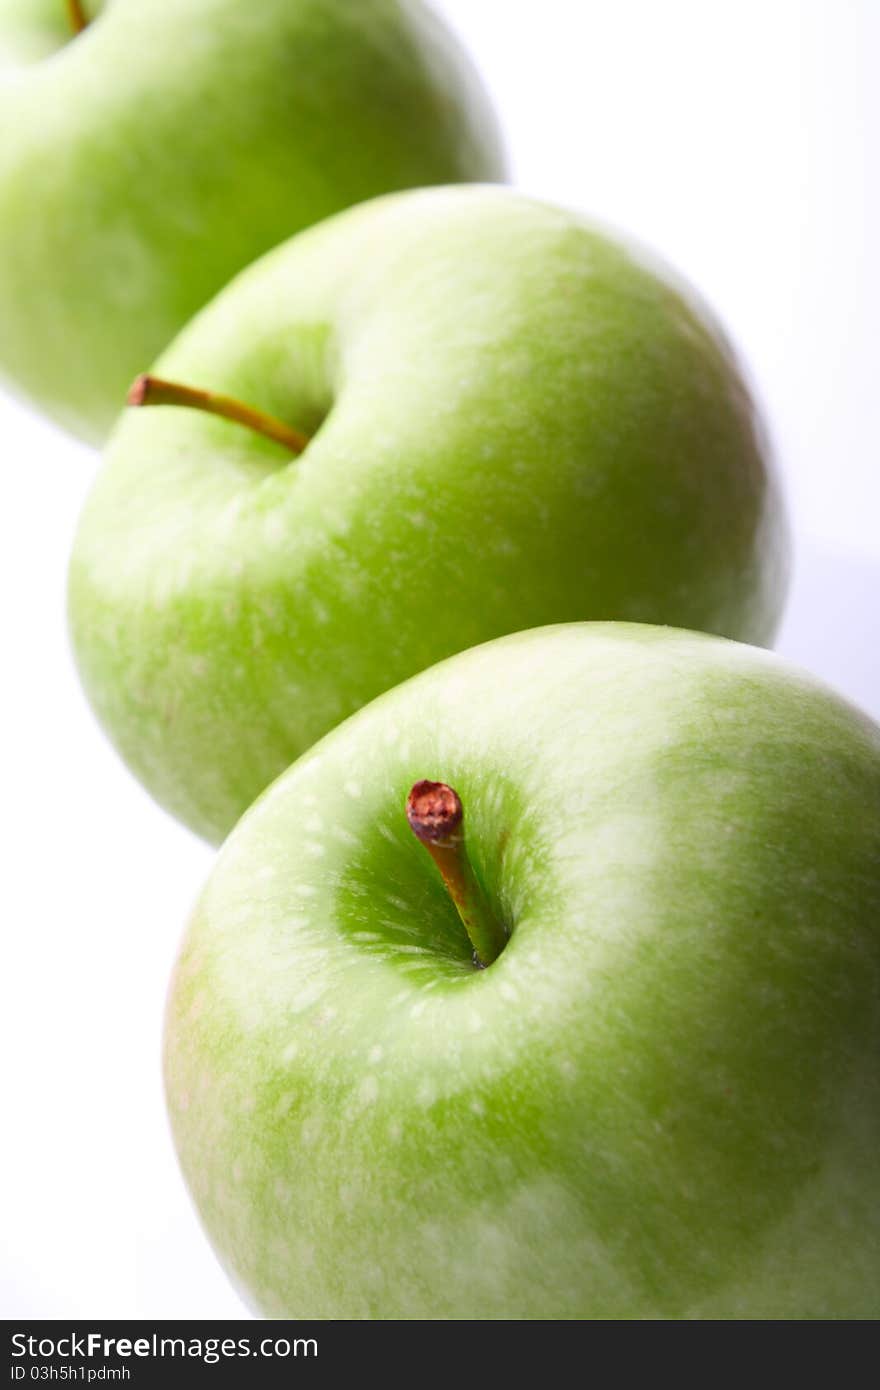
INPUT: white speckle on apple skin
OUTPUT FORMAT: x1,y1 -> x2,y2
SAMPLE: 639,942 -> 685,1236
304,841 -> 326,858
186,992 -> 206,1024
385,895 -> 411,913
416,1081 -> 437,1110
369,1045 -> 384,1064
344,779 -> 362,799
263,514 -> 285,544
280,916 -> 309,935
289,981 -> 324,1014
304,813 -> 323,833
300,1116 -> 322,1149
358,1076 -> 380,1106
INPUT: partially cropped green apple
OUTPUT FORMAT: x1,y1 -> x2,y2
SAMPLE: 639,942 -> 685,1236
164,623 -> 880,1319
0,0 -> 504,441
69,186 -> 789,844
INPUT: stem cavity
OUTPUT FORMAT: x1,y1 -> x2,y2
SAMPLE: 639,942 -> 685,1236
406,781 -> 508,969
66,1 -> 89,35
127,374 -> 311,455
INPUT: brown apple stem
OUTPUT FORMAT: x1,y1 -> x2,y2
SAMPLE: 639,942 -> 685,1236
127,374 -> 311,455
406,781 -> 508,968
66,0 -> 89,35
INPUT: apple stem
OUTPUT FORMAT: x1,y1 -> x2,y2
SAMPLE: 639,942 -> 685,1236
406,781 -> 508,969
66,0 -> 89,35
127,375 -> 311,455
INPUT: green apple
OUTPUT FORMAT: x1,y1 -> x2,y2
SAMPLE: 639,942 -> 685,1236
69,185 -> 790,845
0,0 -> 505,441
163,623 -> 880,1319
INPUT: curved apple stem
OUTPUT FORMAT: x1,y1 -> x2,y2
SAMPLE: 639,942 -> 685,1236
66,0 -> 89,35
127,375 -> 311,455
406,781 -> 508,968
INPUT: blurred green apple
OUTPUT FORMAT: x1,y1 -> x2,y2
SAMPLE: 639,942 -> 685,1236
0,0 -> 504,440
69,186 -> 789,844
164,623 -> 880,1319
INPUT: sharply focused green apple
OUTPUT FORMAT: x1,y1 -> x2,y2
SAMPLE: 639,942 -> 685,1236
69,186 -> 789,844
163,623 -> 880,1319
0,0 -> 505,441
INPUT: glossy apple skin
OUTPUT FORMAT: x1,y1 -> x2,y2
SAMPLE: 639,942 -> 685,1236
0,0 -> 505,441
70,187 -> 789,844
163,624 -> 880,1319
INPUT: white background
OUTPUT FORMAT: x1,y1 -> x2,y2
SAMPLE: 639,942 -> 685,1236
1,0 -> 877,1318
